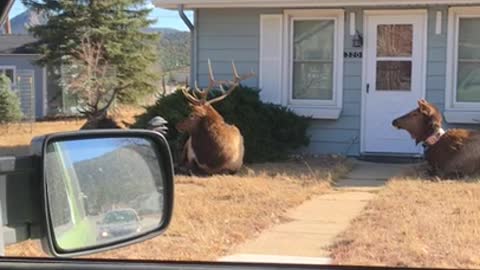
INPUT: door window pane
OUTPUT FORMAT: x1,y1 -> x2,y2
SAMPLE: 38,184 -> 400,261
457,18 -> 480,102
292,20 -> 334,100
376,61 -> 412,91
377,24 -> 413,57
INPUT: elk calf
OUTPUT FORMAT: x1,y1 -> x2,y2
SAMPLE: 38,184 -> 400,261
176,60 -> 254,175
392,99 -> 480,178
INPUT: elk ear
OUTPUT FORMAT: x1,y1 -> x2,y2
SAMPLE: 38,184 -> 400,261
418,99 -> 433,116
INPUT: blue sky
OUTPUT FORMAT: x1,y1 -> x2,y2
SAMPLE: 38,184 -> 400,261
10,0 -> 192,31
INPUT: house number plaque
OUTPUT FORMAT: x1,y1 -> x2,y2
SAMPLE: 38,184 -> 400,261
344,51 -> 362,58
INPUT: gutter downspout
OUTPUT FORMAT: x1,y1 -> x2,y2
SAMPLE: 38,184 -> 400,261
178,4 -> 194,32
177,4 -> 196,86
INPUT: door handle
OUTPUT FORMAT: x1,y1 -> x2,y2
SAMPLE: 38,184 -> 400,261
366,83 -> 370,94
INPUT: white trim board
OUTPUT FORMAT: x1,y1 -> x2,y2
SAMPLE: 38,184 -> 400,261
259,14 -> 283,104
444,6 -> 480,123
154,0 -> 480,8
42,67 -> 47,117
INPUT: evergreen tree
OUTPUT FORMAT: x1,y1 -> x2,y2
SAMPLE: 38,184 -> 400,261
23,0 -> 160,104
0,75 -> 23,122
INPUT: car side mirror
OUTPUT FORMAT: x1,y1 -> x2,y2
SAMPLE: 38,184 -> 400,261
30,130 -> 174,257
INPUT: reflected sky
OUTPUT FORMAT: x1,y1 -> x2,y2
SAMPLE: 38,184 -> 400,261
58,138 -> 150,163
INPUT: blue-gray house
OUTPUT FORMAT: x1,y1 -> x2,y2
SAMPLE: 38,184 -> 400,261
155,0 -> 480,157
0,34 -> 46,119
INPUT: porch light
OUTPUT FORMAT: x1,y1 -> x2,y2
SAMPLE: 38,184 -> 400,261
352,30 -> 363,48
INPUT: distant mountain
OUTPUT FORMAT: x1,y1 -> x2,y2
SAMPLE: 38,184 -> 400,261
73,144 -> 163,212
145,27 -> 183,35
1,9 -> 47,34
6,10 -> 187,36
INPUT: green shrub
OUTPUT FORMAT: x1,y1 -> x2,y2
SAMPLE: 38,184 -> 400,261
0,74 -> 22,122
134,86 -> 311,163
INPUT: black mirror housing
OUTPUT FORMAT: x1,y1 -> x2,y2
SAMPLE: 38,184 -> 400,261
30,129 -> 174,257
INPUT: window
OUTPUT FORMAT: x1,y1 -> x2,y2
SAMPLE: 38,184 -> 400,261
292,20 -> 334,100
284,10 -> 344,119
0,66 -> 16,87
445,7 -> 480,123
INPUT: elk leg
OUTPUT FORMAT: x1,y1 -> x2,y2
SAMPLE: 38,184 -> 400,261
180,139 -> 189,166
176,138 -> 201,175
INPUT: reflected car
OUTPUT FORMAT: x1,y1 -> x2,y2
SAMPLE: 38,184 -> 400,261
97,208 -> 142,240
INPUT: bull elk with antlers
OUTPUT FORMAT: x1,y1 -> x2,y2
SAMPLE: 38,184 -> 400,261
176,60 -> 255,175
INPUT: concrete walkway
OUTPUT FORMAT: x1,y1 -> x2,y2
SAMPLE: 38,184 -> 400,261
219,160 -> 412,264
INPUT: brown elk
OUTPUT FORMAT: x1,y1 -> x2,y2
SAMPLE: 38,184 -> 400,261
392,99 -> 480,178
79,90 -> 122,130
176,60 -> 254,175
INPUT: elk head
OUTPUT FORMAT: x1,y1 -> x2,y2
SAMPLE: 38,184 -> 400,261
392,99 -> 443,144
79,90 -> 121,129
176,60 -> 255,134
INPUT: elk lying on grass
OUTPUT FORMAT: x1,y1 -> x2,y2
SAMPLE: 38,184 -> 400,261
176,60 -> 254,175
392,99 -> 480,178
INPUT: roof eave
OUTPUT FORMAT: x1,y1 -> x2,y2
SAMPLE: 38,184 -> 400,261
0,53 -> 40,56
154,0 -> 480,8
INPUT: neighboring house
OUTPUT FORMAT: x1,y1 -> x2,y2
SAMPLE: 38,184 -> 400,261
155,0 -> 480,157
0,34 -> 46,119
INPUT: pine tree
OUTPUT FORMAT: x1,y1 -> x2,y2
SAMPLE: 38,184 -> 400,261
0,75 -> 23,122
23,0 -> 160,105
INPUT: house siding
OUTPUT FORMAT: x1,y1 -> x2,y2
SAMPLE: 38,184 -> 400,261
0,55 -> 45,118
196,8 -> 282,87
195,5 -> 476,156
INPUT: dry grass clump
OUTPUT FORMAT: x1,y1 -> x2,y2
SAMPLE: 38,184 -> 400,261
7,156 -> 350,261
0,105 -> 145,156
330,166 -> 480,269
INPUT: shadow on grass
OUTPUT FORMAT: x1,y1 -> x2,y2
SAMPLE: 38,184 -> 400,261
241,155 -> 352,183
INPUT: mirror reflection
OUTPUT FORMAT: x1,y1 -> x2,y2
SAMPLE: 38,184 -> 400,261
45,137 -> 165,252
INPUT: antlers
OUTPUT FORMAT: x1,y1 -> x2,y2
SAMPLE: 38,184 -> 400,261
182,59 -> 255,105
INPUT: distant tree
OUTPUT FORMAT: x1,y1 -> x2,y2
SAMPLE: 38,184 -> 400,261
157,31 -> 190,73
22,0 -> 160,108
0,74 -> 23,122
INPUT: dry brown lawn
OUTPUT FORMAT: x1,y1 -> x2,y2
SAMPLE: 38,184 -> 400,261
7,156 -> 350,261
0,120 -> 84,155
0,105 -> 145,156
330,165 -> 480,269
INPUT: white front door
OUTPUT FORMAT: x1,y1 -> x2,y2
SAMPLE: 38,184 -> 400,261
362,11 -> 426,155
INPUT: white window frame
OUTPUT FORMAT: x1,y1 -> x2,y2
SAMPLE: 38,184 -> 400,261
0,66 -> 16,88
445,7 -> 480,123
282,9 -> 344,119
